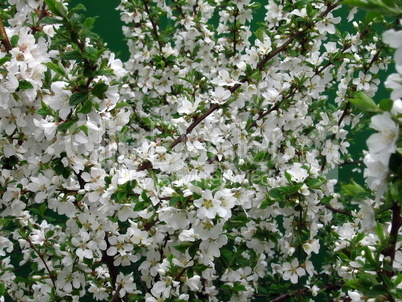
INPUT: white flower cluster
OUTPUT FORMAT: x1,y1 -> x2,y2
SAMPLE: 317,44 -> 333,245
363,28 -> 402,198
0,0 -> 399,301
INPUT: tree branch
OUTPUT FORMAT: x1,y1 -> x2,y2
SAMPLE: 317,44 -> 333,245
26,237 -> 57,290
0,17 -> 12,52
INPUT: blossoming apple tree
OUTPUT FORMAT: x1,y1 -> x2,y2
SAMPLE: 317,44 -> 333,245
0,0 -> 402,301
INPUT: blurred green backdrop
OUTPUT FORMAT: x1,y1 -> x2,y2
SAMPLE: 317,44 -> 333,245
69,0 -> 129,60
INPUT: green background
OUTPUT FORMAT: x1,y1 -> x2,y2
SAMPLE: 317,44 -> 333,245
70,0 -> 129,60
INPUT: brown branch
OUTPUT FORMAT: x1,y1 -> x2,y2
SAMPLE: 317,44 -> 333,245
338,160 -> 363,166
26,237 -> 57,290
170,103 -> 220,149
109,284 -> 123,302
324,204 -> 352,216
102,234 -> 122,301
142,0 -> 163,51
31,3 -> 49,34
382,203 -> 402,269
0,17 -> 12,52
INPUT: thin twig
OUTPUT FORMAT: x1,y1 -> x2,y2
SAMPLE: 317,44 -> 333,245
324,204 -> 352,216
0,17 -> 12,52
109,284 -> 123,302
142,0 -> 163,51
26,238 -> 57,289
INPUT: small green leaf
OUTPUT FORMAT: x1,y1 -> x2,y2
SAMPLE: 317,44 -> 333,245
232,284 -> 247,292
375,223 -> 386,242
61,50 -> 83,61
69,91 -> 88,106
306,178 -> 326,189
134,201 -> 148,211
0,56 -> 10,66
67,3 -> 86,18
57,120 -> 74,131
337,252 -> 350,261
269,188 -> 287,200
44,62 -> 67,78
46,229 -> 55,238
250,69 -> 262,81
52,158 -> 65,175
91,82 -> 108,98
45,0 -> 67,18
174,242 -> 193,253
78,125 -> 89,135
10,35 -> 19,48
77,100 -> 92,114
284,171 -> 293,183
115,102 -> 129,108
40,16 -> 63,24
116,191 -> 127,202
0,282 -> 5,296
349,91 -> 381,113
83,17 -> 97,30
37,102 -> 54,116
342,180 -> 366,196
18,80 -> 34,90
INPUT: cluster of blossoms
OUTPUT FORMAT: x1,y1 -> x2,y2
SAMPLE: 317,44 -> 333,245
0,0 -> 401,301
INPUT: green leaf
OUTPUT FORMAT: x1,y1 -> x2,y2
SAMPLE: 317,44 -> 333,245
174,242 -> 193,253
78,125 -> 89,135
115,102 -> 129,108
306,178 -> 326,189
10,35 -> 19,48
365,284 -> 389,297
77,100 -> 92,114
232,284 -> 247,292
18,80 -> 34,90
116,191 -> 127,202
45,0 -> 67,18
375,223 -> 386,242
52,158 -> 65,175
61,50 -> 83,61
91,82 -> 108,98
284,171 -> 292,183
253,151 -> 267,162
46,229 -> 55,238
37,102 -> 54,116
250,69 -> 262,81
40,16 -> 63,24
0,56 -> 10,66
269,188 -> 288,200
394,274 -> 402,286
134,201 -> 148,211
44,62 -> 67,78
342,180 -> 366,196
67,3 -> 86,18
0,283 -> 5,296
348,91 -> 381,113
338,252 -> 350,261
69,91 -> 88,106
229,214 -> 250,225
57,120 -> 74,131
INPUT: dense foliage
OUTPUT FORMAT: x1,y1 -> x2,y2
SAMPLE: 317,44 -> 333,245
0,0 -> 402,301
